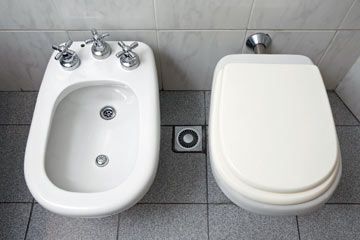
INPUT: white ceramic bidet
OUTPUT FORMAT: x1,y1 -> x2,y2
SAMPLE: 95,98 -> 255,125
24,39 -> 160,217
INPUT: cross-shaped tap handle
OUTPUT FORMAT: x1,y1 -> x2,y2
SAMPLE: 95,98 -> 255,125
52,40 -> 75,60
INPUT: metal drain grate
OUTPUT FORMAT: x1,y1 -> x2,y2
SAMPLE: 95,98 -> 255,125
100,106 -> 116,120
174,126 -> 203,152
96,154 -> 109,167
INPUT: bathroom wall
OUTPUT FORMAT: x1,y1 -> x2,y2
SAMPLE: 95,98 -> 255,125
0,0 -> 360,90
336,56 -> 360,121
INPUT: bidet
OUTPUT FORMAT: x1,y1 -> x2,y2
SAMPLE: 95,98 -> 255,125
24,39 -> 160,217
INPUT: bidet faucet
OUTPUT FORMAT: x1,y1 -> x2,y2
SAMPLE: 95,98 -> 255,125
52,40 -> 81,71
116,41 -> 140,70
85,29 -> 111,59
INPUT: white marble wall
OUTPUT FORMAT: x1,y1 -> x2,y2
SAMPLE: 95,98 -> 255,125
336,56 -> 360,121
0,0 -> 360,90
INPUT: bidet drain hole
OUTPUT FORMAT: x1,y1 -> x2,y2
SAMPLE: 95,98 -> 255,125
178,129 -> 199,149
96,155 -> 109,167
100,106 -> 116,120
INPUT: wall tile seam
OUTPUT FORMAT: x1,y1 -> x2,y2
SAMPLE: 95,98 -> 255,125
336,0 -> 359,30
1,28 -> 360,32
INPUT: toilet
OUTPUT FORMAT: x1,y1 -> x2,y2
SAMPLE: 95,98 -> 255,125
209,54 -> 342,216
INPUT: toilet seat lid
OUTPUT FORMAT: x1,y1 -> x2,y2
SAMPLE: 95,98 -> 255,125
214,63 -> 339,194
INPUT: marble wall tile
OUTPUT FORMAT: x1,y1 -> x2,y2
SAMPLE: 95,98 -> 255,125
336,56 -> 360,121
155,0 -> 253,29
0,0 -> 155,30
68,30 -> 162,88
0,0 -> 63,29
340,0 -> 360,29
158,30 -> 246,90
243,31 -> 335,64
53,0 -> 155,30
319,30 -> 360,89
0,31 -> 69,90
249,0 -> 354,29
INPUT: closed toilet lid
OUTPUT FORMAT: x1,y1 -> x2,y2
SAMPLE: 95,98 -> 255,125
213,63 -> 339,194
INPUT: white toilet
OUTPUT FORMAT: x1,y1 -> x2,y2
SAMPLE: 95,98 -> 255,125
209,54 -> 342,216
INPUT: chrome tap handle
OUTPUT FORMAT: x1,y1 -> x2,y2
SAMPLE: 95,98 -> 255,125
51,40 -> 80,71
52,40 -> 75,60
116,41 -> 138,55
116,41 -> 140,70
85,29 -> 110,45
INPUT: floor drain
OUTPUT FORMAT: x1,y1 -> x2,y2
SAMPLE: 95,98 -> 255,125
100,106 -> 116,120
174,126 -> 203,152
96,155 -> 109,167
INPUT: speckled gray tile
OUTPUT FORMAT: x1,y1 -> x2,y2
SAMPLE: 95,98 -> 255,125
118,204 -> 207,240
0,126 -> 32,202
329,127 -> 360,203
298,205 -> 360,240
160,91 -> 205,125
327,92 -> 359,125
0,203 -> 31,240
26,204 -> 118,240
205,91 -> 211,125
208,204 -> 298,240
141,127 -> 206,203
0,92 -> 37,124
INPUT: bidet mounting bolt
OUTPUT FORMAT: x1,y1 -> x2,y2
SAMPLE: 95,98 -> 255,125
116,41 -> 140,70
52,40 -> 81,71
85,29 -> 112,59
246,33 -> 272,54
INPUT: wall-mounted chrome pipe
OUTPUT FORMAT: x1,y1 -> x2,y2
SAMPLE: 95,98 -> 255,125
246,33 -> 272,54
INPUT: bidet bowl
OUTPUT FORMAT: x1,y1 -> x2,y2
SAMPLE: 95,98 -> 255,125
24,42 -> 160,217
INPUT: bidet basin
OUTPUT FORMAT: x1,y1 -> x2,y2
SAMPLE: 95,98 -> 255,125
25,41 -> 160,217
46,85 -> 139,193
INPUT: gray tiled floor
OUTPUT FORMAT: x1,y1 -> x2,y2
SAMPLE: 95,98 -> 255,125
141,127 -> 207,203
27,204 -> 118,240
0,92 -> 37,124
209,205 -> 299,240
0,91 -> 359,240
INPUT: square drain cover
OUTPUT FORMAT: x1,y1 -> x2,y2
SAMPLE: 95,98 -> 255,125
174,126 -> 204,152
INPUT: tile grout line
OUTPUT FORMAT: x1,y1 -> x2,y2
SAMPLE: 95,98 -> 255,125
23,199 -> 35,240
337,0 -> 358,30
246,0 -> 257,30
334,92 -> 360,124
296,216 -> 301,240
317,30 -> 338,66
203,91 -> 210,240
116,214 -> 120,240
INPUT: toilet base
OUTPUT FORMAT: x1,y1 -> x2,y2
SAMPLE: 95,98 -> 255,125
212,161 -> 342,216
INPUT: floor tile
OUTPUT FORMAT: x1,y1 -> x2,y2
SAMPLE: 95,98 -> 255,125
329,127 -> 360,203
0,203 -> 31,240
118,204 -> 207,240
208,204 -> 299,240
205,91 -> 211,125
0,126 -> 32,202
160,91 -> 205,125
328,92 -> 359,125
207,158 -> 232,204
0,92 -> 37,124
26,204 -> 118,240
141,127 -> 207,203
298,205 -> 360,240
